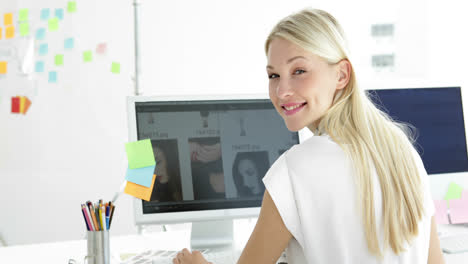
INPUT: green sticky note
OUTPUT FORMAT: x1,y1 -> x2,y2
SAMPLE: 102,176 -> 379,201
111,62 -> 120,74
19,22 -> 29,36
48,18 -> 59,31
19,9 -> 29,22
67,1 -> 77,13
444,182 -> 463,201
125,139 -> 156,169
55,54 -> 64,66
83,50 -> 92,62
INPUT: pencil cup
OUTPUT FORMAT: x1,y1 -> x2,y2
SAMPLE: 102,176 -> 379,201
85,231 -> 110,264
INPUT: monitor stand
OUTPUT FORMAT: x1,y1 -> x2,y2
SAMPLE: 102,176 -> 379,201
190,219 -> 234,250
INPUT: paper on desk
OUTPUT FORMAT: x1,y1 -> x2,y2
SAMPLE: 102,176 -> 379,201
449,198 -> 468,224
125,139 -> 155,169
434,199 -> 449,224
445,182 -> 463,201
124,175 -> 156,201
125,165 -> 156,187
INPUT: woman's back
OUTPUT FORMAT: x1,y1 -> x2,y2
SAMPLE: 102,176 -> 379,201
263,133 -> 435,263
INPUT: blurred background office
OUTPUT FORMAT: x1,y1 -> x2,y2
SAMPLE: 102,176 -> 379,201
0,0 -> 467,246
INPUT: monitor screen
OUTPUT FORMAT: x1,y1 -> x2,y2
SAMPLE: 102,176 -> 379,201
133,98 -> 299,215
367,87 -> 468,175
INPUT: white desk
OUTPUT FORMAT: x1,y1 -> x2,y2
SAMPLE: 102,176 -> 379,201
0,229 -> 191,264
1,225 -> 467,264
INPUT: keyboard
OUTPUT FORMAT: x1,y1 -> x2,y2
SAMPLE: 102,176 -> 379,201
121,249 -> 238,264
441,235 -> 468,254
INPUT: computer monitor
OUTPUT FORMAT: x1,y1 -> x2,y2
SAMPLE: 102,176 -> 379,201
367,86 -> 468,175
127,94 -> 301,249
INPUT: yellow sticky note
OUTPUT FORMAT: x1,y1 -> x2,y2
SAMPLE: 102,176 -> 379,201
0,61 -> 7,74
5,26 -> 14,39
124,174 -> 156,201
19,96 -> 26,113
4,13 -> 13,26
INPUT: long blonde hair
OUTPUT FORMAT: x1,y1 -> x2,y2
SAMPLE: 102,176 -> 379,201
265,8 -> 424,257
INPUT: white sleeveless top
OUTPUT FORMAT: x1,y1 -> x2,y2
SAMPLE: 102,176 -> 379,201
263,134 -> 434,264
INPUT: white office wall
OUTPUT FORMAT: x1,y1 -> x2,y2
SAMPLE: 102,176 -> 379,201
0,0 -> 467,245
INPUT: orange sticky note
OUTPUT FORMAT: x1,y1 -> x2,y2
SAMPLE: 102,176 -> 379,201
0,61 -> 7,74
4,13 -> 13,26
23,97 -> 31,114
5,26 -> 14,39
124,174 -> 156,201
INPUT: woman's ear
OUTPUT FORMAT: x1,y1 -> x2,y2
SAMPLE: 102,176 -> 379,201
336,59 -> 351,90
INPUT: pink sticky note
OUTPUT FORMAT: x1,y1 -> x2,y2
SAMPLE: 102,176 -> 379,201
461,190 -> 468,200
434,200 -> 449,224
96,43 -> 107,54
449,198 -> 468,224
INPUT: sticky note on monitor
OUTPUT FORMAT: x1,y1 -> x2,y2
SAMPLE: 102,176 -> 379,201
83,50 -> 92,62
125,139 -> 156,169
445,182 -> 463,201
48,18 -> 59,31
55,8 -> 64,20
111,62 -> 120,74
449,198 -> 468,224
64,38 -> 74,49
11,97 -> 20,113
96,43 -> 107,54
22,97 -> 31,114
433,199 -> 449,224
6,26 -> 14,39
39,44 -> 48,55
126,165 -> 156,187
19,22 -> 29,36
67,1 -> 77,13
49,71 -> 57,83
0,61 -> 7,74
18,9 -> 29,22
35,61 -> 44,73
55,54 -> 64,66
124,175 -> 156,201
4,13 -> 13,26
36,28 -> 46,40
40,9 -> 50,20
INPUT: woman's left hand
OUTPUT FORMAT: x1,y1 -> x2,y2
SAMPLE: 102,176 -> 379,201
172,248 -> 212,264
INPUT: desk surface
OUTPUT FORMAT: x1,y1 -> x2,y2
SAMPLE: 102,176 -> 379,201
1,225 -> 468,264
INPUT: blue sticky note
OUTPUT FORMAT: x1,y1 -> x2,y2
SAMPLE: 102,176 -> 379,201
40,8 -> 50,20
55,8 -> 64,20
35,61 -> 44,73
125,165 -> 156,187
64,38 -> 74,49
48,71 -> 57,83
35,28 -> 46,40
39,44 -> 48,55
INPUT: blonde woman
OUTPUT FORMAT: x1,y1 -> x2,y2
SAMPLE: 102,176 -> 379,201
174,8 -> 445,264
